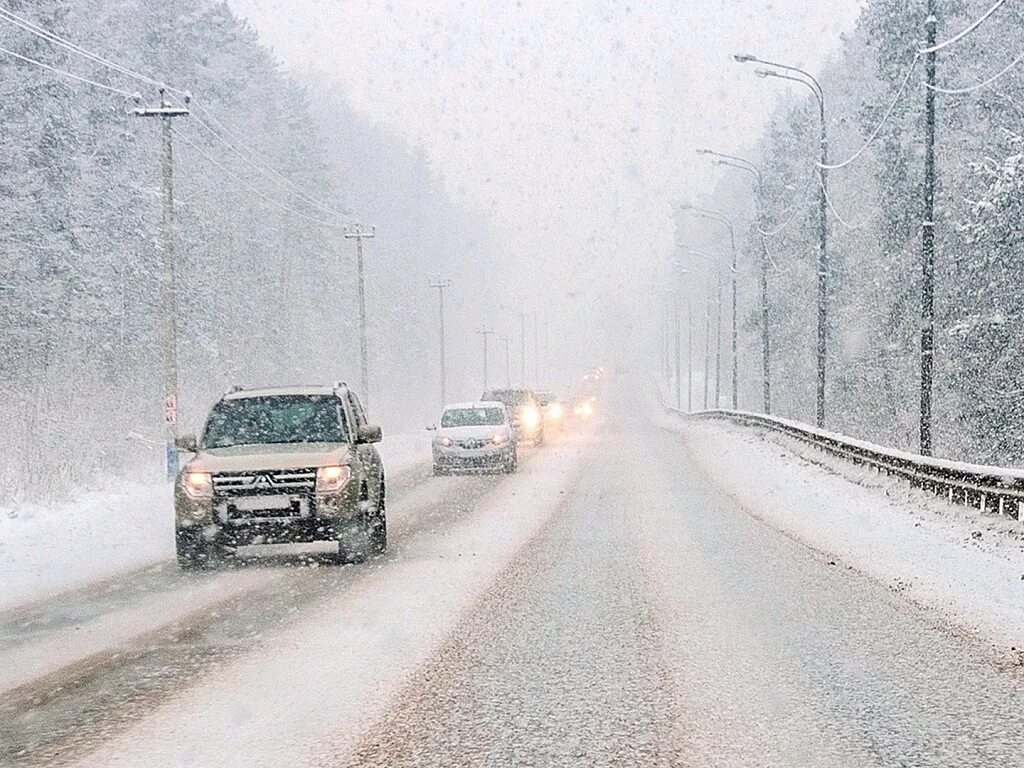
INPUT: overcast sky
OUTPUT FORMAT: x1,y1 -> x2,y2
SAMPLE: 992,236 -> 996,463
229,0 -> 865,363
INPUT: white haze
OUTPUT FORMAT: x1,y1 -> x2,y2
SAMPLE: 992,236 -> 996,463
230,0 -> 865,379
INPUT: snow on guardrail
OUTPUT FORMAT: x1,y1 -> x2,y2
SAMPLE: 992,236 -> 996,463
664,403 -> 1024,521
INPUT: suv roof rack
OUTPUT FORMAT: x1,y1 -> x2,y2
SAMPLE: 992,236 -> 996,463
333,380 -> 350,393
226,385 -> 244,395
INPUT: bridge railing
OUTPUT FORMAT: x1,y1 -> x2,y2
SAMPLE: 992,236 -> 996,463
668,406 -> 1024,520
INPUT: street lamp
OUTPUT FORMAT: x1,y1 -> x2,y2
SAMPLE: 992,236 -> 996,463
679,205 -> 738,410
687,248 -> 725,410
735,53 -> 829,428
672,256 -> 694,412
697,149 -> 772,415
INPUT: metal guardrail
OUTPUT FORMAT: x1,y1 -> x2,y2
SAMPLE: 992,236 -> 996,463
669,406 -> 1024,521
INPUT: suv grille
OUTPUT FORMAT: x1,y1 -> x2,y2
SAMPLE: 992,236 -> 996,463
212,468 -> 317,496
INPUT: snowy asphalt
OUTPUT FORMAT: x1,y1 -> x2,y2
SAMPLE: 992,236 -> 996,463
3,380 -> 1024,767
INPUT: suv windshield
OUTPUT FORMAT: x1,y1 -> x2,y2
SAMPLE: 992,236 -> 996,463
203,395 -> 348,448
441,407 -> 505,428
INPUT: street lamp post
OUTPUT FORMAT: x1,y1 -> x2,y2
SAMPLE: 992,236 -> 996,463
685,247 -> 724,409
697,149 -> 772,415
679,205 -> 738,410
672,258 -> 692,411
735,53 -> 828,427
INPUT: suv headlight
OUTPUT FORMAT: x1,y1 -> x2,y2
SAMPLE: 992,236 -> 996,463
438,436 -> 453,447
492,429 -> 510,445
316,465 -> 352,493
182,471 -> 213,499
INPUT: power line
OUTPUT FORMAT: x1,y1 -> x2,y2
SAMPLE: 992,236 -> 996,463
757,172 -> 817,236
0,5 -> 186,95
927,51 -> 1024,94
168,92 -> 348,221
819,176 -> 865,230
820,55 -> 921,171
919,0 -> 1009,55
0,6 -> 350,225
0,43 -> 135,97
170,126 -> 344,229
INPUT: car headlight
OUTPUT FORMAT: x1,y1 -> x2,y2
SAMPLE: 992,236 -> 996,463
182,471 -> 213,499
521,406 -> 541,430
492,429 -> 510,445
438,435 -> 453,448
316,465 -> 351,493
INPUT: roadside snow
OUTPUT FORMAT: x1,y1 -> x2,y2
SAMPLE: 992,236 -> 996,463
0,482 -> 172,613
669,415 -> 1024,650
0,434 -> 431,613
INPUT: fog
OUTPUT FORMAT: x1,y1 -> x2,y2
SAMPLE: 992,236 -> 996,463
231,0 -> 864,384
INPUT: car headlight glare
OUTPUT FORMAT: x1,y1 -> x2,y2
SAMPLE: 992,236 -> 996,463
438,435 -> 453,447
316,465 -> 351,493
183,471 -> 213,499
492,429 -> 510,445
521,406 -> 541,429
547,402 -> 563,419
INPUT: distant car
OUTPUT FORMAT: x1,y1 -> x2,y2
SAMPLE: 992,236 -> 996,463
571,396 -> 595,419
481,388 -> 544,445
173,383 -> 386,569
535,389 -> 564,433
431,401 -> 517,475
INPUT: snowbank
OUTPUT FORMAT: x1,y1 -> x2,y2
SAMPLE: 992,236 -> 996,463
0,433 -> 431,613
673,417 -> 1024,650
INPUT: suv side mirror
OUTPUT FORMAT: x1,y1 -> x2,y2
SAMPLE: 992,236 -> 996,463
426,424 -> 437,431
357,424 -> 383,444
175,433 -> 199,453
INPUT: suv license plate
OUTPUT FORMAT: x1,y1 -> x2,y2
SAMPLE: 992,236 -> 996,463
234,495 -> 292,512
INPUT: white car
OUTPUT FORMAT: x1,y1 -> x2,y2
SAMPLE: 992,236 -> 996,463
430,401 -> 518,475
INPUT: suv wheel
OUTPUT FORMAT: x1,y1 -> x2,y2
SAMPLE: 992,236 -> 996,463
337,482 -> 387,563
175,527 -> 222,570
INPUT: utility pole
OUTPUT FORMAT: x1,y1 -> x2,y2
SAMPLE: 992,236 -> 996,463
478,326 -> 495,390
502,334 -> 512,387
687,282 -> 693,412
520,312 -> 527,385
344,223 -> 375,408
673,290 -> 682,409
429,278 -> 452,406
532,311 -> 540,385
703,286 -> 711,410
134,89 -> 189,480
921,2 -> 937,455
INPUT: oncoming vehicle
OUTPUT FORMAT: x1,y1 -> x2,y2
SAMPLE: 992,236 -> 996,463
173,383 -> 386,569
481,388 -> 544,444
431,401 -> 517,475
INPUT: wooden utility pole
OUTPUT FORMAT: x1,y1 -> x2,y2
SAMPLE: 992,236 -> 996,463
134,89 -> 189,480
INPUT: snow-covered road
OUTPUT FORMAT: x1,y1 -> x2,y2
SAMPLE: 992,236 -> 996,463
2,379 -> 1024,767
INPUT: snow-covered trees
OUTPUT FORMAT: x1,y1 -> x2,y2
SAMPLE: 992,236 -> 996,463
0,1 -> 491,499
695,0 -> 1024,464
